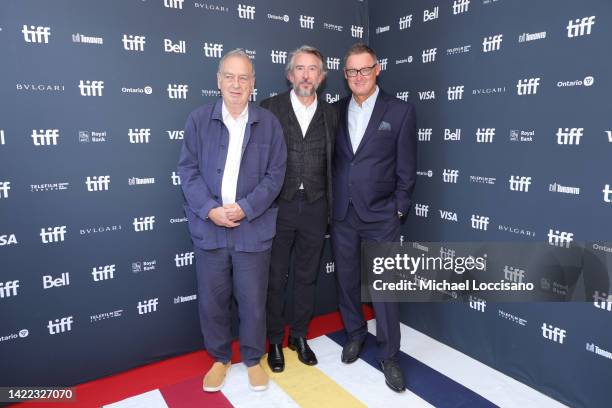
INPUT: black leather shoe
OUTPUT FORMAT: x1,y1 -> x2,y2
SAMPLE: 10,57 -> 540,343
267,343 -> 284,372
341,338 -> 365,364
288,336 -> 317,365
380,359 -> 406,392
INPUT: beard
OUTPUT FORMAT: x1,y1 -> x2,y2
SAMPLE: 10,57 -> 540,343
293,81 -> 318,97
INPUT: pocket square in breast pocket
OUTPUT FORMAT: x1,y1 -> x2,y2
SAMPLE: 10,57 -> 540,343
378,121 -> 391,131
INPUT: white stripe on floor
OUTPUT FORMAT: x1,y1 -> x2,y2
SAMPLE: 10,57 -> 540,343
367,320 -> 568,408
103,389 -> 169,408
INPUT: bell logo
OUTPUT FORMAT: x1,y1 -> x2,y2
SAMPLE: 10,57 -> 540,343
40,226 -> 67,243
47,316 -> 74,335
164,39 -> 186,54
43,273 -> 70,289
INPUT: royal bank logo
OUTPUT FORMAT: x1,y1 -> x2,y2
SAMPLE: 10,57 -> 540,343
164,39 -> 186,54
396,92 -> 410,102
31,129 -> 59,146
444,128 -> 461,141
16,83 -> 65,93
72,33 -> 103,45
22,25 -> 50,43
557,76 -> 594,88
375,26 -> 390,35
423,6 -> 439,22
470,175 -> 496,185
542,323 -> 566,344
92,264 -> 115,281
40,226 -> 67,244
137,298 -> 159,315
422,48 -> 437,63
268,13 -> 289,23
351,25 -> 364,38
85,176 -> 110,191
47,316 -> 73,335
556,128 -> 583,145
0,234 -> 18,246
128,128 -> 151,144
471,214 -> 489,231
503,265 -> 525,283
418,90 -> 435,100
446,44 -> 471,56
122,34 -> 146,52
0,181 -> 10,199
326,57 -> 340,71
128,177 -> 155,186
469,296 -> 486,312
299,15 -> 315,29
414,204 -> 429,218
0,280 -> 19,298
43,272 -> 70,290
516,78 -> 540,95
509,175 -> 531,192
132,260 -> 156,273
567,16 -> 595,38
447,86 -> 464,101
203,42 -> 223,58
440,210 -> 458,222
175,252 -> 195,267
476,128 -> 495,143
168,84 -> 189,99
271,50 -> 287,64
519,31 -> 546,43
547,229 -> 573,248
237,4 -> 255,19
549,182 -> 580,195
603,184 -> 612,203
79,80 -> 104,96
79,131 -> 107,143
164,0 -> 184,9
399,15 -> 412,30
30,182 -> 69,192
442,169 -> 459,183
509,129 -> 534,142
482,34 -> 503,52
453,0 -> 470,14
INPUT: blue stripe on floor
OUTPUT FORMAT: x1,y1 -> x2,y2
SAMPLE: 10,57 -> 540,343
327,330 -> 498,408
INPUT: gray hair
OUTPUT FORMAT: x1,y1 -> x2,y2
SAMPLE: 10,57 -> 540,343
218,48 -> 255,76
285,45 -> 327,75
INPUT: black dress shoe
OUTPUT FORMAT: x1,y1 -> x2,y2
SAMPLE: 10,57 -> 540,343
288,336 -> 317,365
380,359 -> 406,392
341,338 -> 365,364
267,343 -> 284,372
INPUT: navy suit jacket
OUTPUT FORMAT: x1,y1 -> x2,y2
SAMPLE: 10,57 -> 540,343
178,99 -> 287,252
332,90 -> 417,223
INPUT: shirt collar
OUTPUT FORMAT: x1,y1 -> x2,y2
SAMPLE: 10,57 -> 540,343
290,89 -> 317,113
222,102 -> 249,123
349,85 -> 379,110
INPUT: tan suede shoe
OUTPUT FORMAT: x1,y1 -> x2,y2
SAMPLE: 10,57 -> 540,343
203,361 -> 231,392
247,363 -> 269,391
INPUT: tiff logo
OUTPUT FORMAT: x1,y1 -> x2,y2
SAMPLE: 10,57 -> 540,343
271,50 -> 287,64
175,252 -> 194,267
593,291 -> 612,311
171,171 -> 181,186
471,214 -> 489,231
92,264 -> 115,281
447,85 -> 464,100
164,39 -> 186,54
483,34 -> 503,52
542,323 -> 566,344
40,226 -> 67,243
504,265 -> 525,283
250,88 -> 257,102
0,181 -> 10,199
164,0 -> 184,9
548,229 -> 574,248
556,128 -> 583,145
509,175 -> 532,192
326,262 -> 335,274
300,15 -> 315,29
396,91 -> 410,101
32,129 -> 59,146
516,78 -> 540,95
444,128 -> 461,141
203,43 -> 223,58
379,58 -> 388,71
0,130 -> 4,145
469,296 -> 486,312
22,25 -> 51,43
567,16 -> 596,38
415,204 -> 429,217
423,6 -> 439,22
85,176 -> 110,191
418,128 -> 432,141
453,0 -> 470,14
603,184 -> 612,203
443,169 -> 459,183
122,34 -> 146,52
476,128 -> 495,143
0,280 -> 19,298
79,80 -> 104,96
422,48 -> 437,63
399,15 -> 413,30
237,4 -> 255,19
47,316 -> 73,335
351,25 -> 364,38
326,57 -> 340,71
137,298 -> 159,315
133,216 -> 156,232
168,84 -> 188,99
129,128 -> 151,143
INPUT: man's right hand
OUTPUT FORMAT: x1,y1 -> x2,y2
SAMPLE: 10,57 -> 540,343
208,207 -> 240,228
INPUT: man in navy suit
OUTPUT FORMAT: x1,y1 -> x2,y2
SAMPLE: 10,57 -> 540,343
178,49 -> 286,393
332,43 -> 417,392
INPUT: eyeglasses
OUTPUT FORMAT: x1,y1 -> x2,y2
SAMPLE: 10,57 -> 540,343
344,63 -> 377,78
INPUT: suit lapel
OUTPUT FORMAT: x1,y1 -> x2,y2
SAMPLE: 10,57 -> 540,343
354,92 -> 387,157
341,97 -> 354,158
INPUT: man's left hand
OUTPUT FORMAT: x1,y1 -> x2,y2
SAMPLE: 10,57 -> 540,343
224,203 -> 246,222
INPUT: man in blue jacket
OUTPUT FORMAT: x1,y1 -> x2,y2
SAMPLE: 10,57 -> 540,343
332,43 -> 417,392
178,49 -> 286,393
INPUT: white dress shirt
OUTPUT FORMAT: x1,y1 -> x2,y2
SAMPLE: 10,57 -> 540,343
348,85 -> 379,153
221,102 -> 248,205
290,89 -> 318,189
